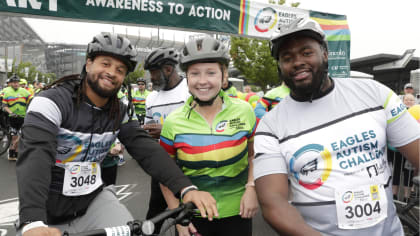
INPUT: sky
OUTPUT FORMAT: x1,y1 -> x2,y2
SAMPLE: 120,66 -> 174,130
21,0 -> 420,60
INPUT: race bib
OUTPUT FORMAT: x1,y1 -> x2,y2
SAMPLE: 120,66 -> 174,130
62,162 -> 103,196
335,184 -> 387,229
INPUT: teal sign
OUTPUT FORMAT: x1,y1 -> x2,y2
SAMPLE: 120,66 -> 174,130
1,0 -> 350,77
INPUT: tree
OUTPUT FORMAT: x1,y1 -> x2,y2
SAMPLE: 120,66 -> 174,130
6,60 -> 57,84
230,0 -> 300,92
230,38 -> 278,91
126,63 -> 145,85
42,72 -> 57,83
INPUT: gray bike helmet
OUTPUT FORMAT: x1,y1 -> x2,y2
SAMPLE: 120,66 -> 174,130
136,78 -> 147,84
144,47 -> 179,70
86,32 -> 137,72
271,18 -> 327,60
180,36 -> 230,72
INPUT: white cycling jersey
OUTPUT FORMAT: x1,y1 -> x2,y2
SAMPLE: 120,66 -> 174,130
145,78 -> 190,124
254,77 -> 420,235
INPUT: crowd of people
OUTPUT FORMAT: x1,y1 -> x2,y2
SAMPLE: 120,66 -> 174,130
6,17 -> 420,236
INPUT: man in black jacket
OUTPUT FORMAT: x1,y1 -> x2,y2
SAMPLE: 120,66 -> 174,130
16,32 -> 217,236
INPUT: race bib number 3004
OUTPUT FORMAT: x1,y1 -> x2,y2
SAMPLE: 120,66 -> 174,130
62,162 -> 103,196
335,184 -> 388,229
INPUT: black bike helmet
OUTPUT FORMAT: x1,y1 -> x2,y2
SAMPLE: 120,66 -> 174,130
144,47 -> 179,70
86,32 -> 137,72
8,74 -> 20,82
136,78 -> 147,84
179,36 -> 230,72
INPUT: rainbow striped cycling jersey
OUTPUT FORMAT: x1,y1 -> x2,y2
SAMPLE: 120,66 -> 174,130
2,86 -> 32,116
160,91 -> 256,218
254,84 -> 290,120
131,89 -> 150,116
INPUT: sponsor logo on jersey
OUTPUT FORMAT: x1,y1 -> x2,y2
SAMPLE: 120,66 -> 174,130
70,164 -> 81,174
290,144 -> 332,190
215,120 -> 228,132
342,191 -> 354,203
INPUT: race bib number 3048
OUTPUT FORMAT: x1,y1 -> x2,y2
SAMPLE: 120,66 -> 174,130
335,184 -> 387,229
62,162 -> 103,196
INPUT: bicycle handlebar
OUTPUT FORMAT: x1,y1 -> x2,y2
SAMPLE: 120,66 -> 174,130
62,202 -> 196,236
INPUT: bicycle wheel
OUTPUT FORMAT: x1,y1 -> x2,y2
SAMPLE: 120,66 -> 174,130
0,128 -> 11,156
395,200 -> 419,236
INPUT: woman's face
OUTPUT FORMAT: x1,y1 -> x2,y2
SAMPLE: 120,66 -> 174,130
187,62 -> 222,102
403,95 -> 416,108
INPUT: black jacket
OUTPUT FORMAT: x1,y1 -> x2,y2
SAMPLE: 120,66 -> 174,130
17,77 -> 191,224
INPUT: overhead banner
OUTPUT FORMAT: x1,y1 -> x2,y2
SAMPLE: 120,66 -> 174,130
0,0 -> 350,77
238,1 -> 350,77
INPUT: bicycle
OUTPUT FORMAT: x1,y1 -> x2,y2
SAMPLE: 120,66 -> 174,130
0,108 -> 12,156
395,175 -> 419,236
62,202 -> 197,236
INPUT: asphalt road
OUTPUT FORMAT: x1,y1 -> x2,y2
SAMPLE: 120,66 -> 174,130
0,152 -> 277,236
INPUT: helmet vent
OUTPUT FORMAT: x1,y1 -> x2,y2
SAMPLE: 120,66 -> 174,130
213,42 -> 220,51
196,39 -> 203,51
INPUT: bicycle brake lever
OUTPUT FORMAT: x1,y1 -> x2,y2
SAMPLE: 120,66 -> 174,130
174,208 -> 196,227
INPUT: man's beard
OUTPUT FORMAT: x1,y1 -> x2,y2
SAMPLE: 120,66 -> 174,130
282,61 -> 328,101
152,71 -> 168,91
87,73 -> 120,98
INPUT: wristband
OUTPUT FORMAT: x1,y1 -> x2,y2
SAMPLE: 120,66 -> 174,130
245,181 -> 255,188
22,221 -> 48,234
180,185 -> 198,201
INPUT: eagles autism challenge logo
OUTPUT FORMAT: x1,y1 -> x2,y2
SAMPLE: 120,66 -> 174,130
215,120 -> 228,133
289,144 -> 332,190
254,7 -> 278,32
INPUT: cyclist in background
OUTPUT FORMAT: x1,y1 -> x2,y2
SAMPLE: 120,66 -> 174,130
143,47 -> 191,234
132,77 -> 150,125
253,18 -> 420,235
0,78 -> 11,102
16,33 -> 217,236
222,77 -> 238,98
160,36 -> 258,236
33,81 -> 44,94
254,82 -> 290,122
2,74 -> 32,161
19,79 -> 34,96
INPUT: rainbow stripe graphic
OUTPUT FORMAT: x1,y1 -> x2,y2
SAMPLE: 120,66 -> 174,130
238,0 -> 250,35
310,11 -> 350,41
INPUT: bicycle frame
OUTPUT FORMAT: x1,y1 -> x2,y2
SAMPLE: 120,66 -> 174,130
395,176 -> 419,236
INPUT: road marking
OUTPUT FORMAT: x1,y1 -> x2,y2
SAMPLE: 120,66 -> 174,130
0,229 -> 8,236
115,184 -> 136,201
0,198 -> 18,226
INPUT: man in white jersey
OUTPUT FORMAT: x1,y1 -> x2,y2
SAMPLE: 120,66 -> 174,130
143,47 -> 190,234
253,18 -> 420,236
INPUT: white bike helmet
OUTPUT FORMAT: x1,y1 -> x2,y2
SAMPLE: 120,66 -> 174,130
271,18 -> 327,60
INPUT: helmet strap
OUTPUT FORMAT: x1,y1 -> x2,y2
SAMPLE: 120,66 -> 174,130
161,65 -> 176,91
193,94 -> 219,106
